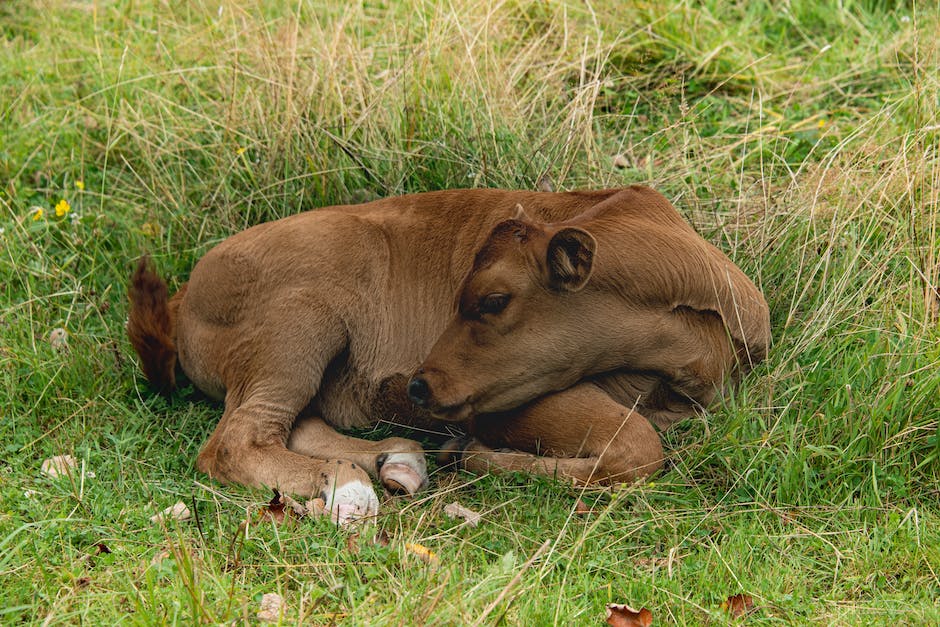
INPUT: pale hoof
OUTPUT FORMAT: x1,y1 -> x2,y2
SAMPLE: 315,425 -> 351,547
322,479 -> 379,525
378,452 -> 428,495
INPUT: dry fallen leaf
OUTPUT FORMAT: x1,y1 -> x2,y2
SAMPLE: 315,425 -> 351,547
373,529 -> 390,547
150,502 -> 191,524
257,592 -> 285,622
41,454 -> 77,479
574,499 -> 593,515
443,501 -> 481,526
255,491 -> 328,526
722,593 -> 755,618
259,491 -> 289,524
49,327 -> 68,350
636,156 -> 664,170
605,603 -> 653,627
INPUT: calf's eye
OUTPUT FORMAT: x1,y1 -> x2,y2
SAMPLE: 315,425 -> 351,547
479,293 -> 510,315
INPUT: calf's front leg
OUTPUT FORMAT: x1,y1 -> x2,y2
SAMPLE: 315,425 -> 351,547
440,382 -> 664,485
197,394 -> 379,525
287,416 -> 428,495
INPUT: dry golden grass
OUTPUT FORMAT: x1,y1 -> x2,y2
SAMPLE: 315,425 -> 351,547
0,1 -> 937,624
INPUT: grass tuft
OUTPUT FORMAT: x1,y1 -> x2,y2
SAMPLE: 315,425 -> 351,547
1,0 -> 937,623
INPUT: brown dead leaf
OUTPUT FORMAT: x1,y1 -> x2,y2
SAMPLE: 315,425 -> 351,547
94,542 -> 111,555
722,593 -> 755,618
75,576 -> 91,590
636,156 -> 664,170
150,502 -> 191,524
373,529 -> 390,547
251,492 -> 336,527
574,499 -> 592,515
605,603 -> 653,627
259,490 -> 318,524
259,491 -> 289,524
41,454 -> 77,479
49,327 -> 68,351
443,501 -> 481,526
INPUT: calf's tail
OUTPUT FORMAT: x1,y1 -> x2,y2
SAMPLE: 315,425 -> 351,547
127,257 -> 181,394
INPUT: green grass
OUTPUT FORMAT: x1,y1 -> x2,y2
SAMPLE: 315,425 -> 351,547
1,0 -> 938,624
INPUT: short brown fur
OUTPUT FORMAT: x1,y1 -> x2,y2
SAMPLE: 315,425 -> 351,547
128,257 -> 179,394
127,187 -> 769,512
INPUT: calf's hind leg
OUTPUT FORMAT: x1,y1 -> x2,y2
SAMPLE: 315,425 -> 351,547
441,382 -> 663,485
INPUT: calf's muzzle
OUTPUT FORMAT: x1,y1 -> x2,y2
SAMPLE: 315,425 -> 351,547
407,373 -> 430,408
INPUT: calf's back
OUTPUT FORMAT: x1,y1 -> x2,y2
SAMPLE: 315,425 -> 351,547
172,187 -> 768,430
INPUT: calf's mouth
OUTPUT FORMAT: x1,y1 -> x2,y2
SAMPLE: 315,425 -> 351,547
407,371 -> 474,422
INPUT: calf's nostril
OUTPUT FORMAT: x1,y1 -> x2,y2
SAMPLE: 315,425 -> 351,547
407,376 -> 430,407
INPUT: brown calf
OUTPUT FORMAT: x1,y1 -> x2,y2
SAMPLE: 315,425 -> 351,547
128,186 -> 769,523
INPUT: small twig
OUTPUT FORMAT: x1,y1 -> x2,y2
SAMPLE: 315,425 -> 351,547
317,126 -> 387,193
473,539 -> 551,626
191,494 -> 205,544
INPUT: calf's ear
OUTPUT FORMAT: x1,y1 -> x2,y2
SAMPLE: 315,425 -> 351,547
546,227 -> 596,292
511,203 -> 533,222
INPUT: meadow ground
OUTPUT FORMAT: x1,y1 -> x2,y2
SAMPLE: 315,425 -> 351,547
1,1 -> 938,624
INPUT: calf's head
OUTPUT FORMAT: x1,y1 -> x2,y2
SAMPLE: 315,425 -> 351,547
408,215 -> 607,421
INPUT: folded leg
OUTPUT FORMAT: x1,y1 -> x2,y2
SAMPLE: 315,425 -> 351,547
193,298 -> 380,524
287,416 -> 427,495
440,382 -> 663,485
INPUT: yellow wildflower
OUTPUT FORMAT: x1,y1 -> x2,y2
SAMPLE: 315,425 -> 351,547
817,119 -> 826,129
32,207 -> 44,221
75,180 -> 85,190
55,199 -> 71,217
141,222 -> 162,238
236,147 -> 247,156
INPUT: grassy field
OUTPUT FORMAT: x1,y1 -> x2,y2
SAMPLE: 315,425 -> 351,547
1,0 -> 938,624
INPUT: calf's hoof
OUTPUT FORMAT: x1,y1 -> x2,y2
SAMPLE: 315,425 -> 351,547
319,460 -> 379,525
377,452 -> 428,495
322,478 -> 379,525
